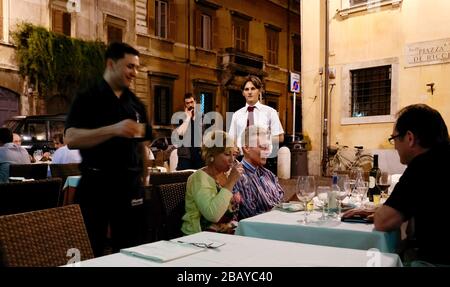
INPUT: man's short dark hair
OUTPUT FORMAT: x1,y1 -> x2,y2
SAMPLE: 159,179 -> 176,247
0,128 -> 13,145
105,42 -> 139,62
52,133 -> 64,145
395,104 -> 450,148
184,93 -> 194,100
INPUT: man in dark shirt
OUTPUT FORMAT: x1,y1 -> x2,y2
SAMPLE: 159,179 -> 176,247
65,42 -> 152,257
343,104 -> 450,265
173,93 -> 204,170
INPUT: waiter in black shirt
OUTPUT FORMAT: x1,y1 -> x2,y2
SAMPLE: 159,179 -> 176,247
65,42 -> 152,257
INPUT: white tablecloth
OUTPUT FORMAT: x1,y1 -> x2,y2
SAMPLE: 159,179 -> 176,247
69,231 -> 402,267
235,210 -> 399,253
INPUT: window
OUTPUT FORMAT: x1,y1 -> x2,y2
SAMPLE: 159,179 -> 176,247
107,26 -> 123,43
105,15 -> 126,44
52,9 -> 71,36
195,0 -> 220,50
201,14 -> 211,50
155,0 -> 168,38
154,85 -> 172,125
350,0 -> 367,6
266,28 -> 279,65
341,58 -> 398,125
293,34 -> 301,72
233,17 -> 249,51
350,65 -> 391,117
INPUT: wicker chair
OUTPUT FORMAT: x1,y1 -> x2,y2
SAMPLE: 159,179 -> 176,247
9,164 -> 48,180
0,178 -> 62,216
0,204 -> 94,267
148,170 -> 193,186
155,182 -> 187,240
144,171 -> 192,242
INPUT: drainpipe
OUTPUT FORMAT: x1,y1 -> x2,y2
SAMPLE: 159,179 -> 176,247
185,0 -> 191,95
321,0 -> 330,176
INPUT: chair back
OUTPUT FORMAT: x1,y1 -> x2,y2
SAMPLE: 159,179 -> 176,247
50,163 -> 81,184
9,164 -> 48,180
0,205 -> 93,267
156,182 -> 187,240
149,170 -> 193,186
143,171 -> 192,242
0,178 -> 62,216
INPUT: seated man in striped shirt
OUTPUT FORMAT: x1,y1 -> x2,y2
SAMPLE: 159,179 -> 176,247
233,126 -> 284,220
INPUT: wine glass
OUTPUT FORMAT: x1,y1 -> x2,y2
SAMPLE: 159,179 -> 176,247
33,149 -> 43,162
356,181 -> 369,208
296,176 -> 316,224
377,172 -> 392,199
316,186 -> 330,221
348,168 -> 359,196
337,179 -> 352,218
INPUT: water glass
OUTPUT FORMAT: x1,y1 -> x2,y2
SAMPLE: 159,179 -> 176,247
296,176 -> 316,224
316,186 -> 330,221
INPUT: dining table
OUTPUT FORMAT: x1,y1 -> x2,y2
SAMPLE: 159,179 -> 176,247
67,231 -> 402,267
235,209 -> 399,253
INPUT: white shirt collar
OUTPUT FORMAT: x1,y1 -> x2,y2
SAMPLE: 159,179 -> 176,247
245,101 -> 262,110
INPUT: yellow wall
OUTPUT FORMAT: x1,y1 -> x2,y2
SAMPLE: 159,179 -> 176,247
302,0 -> 450,175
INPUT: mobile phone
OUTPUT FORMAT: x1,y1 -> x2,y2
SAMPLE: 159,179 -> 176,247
341,214 -> 372,224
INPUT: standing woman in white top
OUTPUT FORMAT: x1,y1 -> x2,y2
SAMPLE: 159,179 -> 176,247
228,75 -> 284,152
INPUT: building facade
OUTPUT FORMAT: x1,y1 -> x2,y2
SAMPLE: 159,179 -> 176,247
1,0 -> 301,141
302,0 -> 450,175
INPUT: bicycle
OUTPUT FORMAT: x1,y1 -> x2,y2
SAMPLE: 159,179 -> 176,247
325,143 -> 373,176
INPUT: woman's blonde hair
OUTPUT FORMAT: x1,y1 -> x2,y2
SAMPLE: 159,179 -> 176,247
201,130 -> 236,164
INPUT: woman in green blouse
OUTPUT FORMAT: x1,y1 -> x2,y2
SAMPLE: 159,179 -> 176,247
181,130 -> 243,234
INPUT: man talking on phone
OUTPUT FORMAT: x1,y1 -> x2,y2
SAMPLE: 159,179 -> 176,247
174,93 -> 204,170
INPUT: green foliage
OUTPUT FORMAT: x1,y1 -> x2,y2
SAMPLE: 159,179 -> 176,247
12,23 -> 106,102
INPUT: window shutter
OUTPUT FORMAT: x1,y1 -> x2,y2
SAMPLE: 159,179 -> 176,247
168,0 -> 176,41
136,0 -> 148,27
194,10 -> 202,47
212,14 -> 218,50
148,1 -> 155,33
52,9 -> 64,34
62,12 -> 71,36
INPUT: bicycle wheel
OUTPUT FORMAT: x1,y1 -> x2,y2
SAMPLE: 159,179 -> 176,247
356,154 -> 374,172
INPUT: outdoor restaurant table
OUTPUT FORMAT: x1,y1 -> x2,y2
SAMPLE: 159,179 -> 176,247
235,210 -> 399,253
67,231 -> 402,267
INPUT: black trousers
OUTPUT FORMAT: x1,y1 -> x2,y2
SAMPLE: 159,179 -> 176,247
75,169 -> 146,257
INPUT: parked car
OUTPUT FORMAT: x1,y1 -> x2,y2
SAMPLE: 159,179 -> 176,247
2,114 -> 66,154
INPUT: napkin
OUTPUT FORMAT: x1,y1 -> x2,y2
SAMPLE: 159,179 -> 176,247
120,240 -> 205,263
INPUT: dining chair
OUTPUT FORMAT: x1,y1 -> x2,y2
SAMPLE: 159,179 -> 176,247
0,178 -> 62,216
9,163 -> 48,180
0,204 -> 94,267
149,170 -> 193,186
156,182 -> 187,240
144,171 -> 192,242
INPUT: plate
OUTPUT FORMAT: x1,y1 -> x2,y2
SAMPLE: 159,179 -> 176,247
275,202 -> 304,212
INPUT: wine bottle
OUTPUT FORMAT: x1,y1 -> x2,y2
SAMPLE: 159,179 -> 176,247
368,154 -> 381,202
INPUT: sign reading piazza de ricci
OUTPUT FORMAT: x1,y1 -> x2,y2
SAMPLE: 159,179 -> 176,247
406,38 -> 450,67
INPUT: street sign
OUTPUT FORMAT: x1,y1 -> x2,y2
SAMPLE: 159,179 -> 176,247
290,72 -> 300,93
